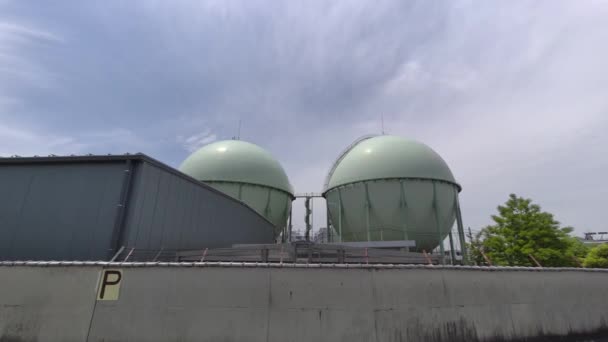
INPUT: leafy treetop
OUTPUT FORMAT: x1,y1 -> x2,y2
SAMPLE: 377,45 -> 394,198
475,194 -> 585,267
583,244 -> 608,268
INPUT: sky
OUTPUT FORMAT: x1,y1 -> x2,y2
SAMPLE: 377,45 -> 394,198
1,0 -> 607,237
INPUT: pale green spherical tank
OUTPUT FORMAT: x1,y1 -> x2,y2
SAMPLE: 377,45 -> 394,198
324,135 -> 461,251
179,140 -> 294,236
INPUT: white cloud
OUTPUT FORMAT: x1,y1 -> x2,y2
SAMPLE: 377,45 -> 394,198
0,122 -> 85,156
177,129 -> 217,152
0,20 -> 62,90
0,21 -> 62,43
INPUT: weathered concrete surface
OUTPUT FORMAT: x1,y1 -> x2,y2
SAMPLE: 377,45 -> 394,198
1,263 -> 607,342
0,266 -> 99,342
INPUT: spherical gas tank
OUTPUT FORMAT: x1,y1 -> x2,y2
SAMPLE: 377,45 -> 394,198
323,135 -> 461,251
179,140 -> 294,237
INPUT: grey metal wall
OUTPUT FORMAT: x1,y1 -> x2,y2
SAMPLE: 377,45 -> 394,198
0,162 -> 125,260
121,161 -> 275,253
0,155 -> 276,261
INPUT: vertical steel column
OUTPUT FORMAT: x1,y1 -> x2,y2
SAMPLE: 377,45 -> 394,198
110,159 -> 135,258
399,180 -> 409,241
326,202 -> 331,243
288,204 -> 293,242
264,188 -> 272,218
454,190 -> 468,265
311,196 -> 314,240
338,189 -> 343,242
433,182 -> 445,265
282,204 -> 290,243
448,232 -> 456,265
304,197 -> 312,242
364,183 -> 371,241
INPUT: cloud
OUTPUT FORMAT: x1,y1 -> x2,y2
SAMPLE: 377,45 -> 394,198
0,123 -> 155,157
0,20 -> 62,91
177,129 -> 217,152
0,0 -> 607,237
0,122 -> 84,156
0,21 -> 62,43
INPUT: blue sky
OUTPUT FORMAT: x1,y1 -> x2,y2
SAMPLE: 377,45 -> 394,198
1,1 -> 607,236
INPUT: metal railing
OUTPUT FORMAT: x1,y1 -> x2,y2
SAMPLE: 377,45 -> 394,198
113,242 -> 440,265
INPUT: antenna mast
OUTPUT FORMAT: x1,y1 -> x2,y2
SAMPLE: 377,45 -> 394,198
237,119 -> 241,140
381,114 -> 385,135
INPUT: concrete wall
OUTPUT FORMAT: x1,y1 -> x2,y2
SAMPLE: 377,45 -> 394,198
1,263 -> 607,342
0,265 -> 99,341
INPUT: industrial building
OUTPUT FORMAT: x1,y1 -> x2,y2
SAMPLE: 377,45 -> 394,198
580,232 -> 608,246
0,135 -> 468,263
0,154 -> 275,261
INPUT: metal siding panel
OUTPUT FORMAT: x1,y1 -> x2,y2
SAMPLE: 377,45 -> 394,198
177,179 -> 194,249
0,170 -> 34,259
122,160 -> 275,252
9,168 -> 56,259
0,163 -> 124,260
133,163 -> 162,250
62,165 -> 103,259
122,162 -> 147,249
160,171 -> 178,249
148,170 -> 172,250
183,184 -> 200,249
197,190 -> 214,244
87,165 -> 126,260
184,181 -> 273,249
180,188 -> 201,250
159,175 -> 184,249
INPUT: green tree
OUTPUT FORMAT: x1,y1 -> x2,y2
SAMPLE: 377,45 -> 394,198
565,236 -> 590,266
478,194 -> 583,267
583,244 -> 608,268
467,230 -> 488,265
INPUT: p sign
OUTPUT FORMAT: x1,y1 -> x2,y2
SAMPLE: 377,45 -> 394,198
97,269 -> 122,301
